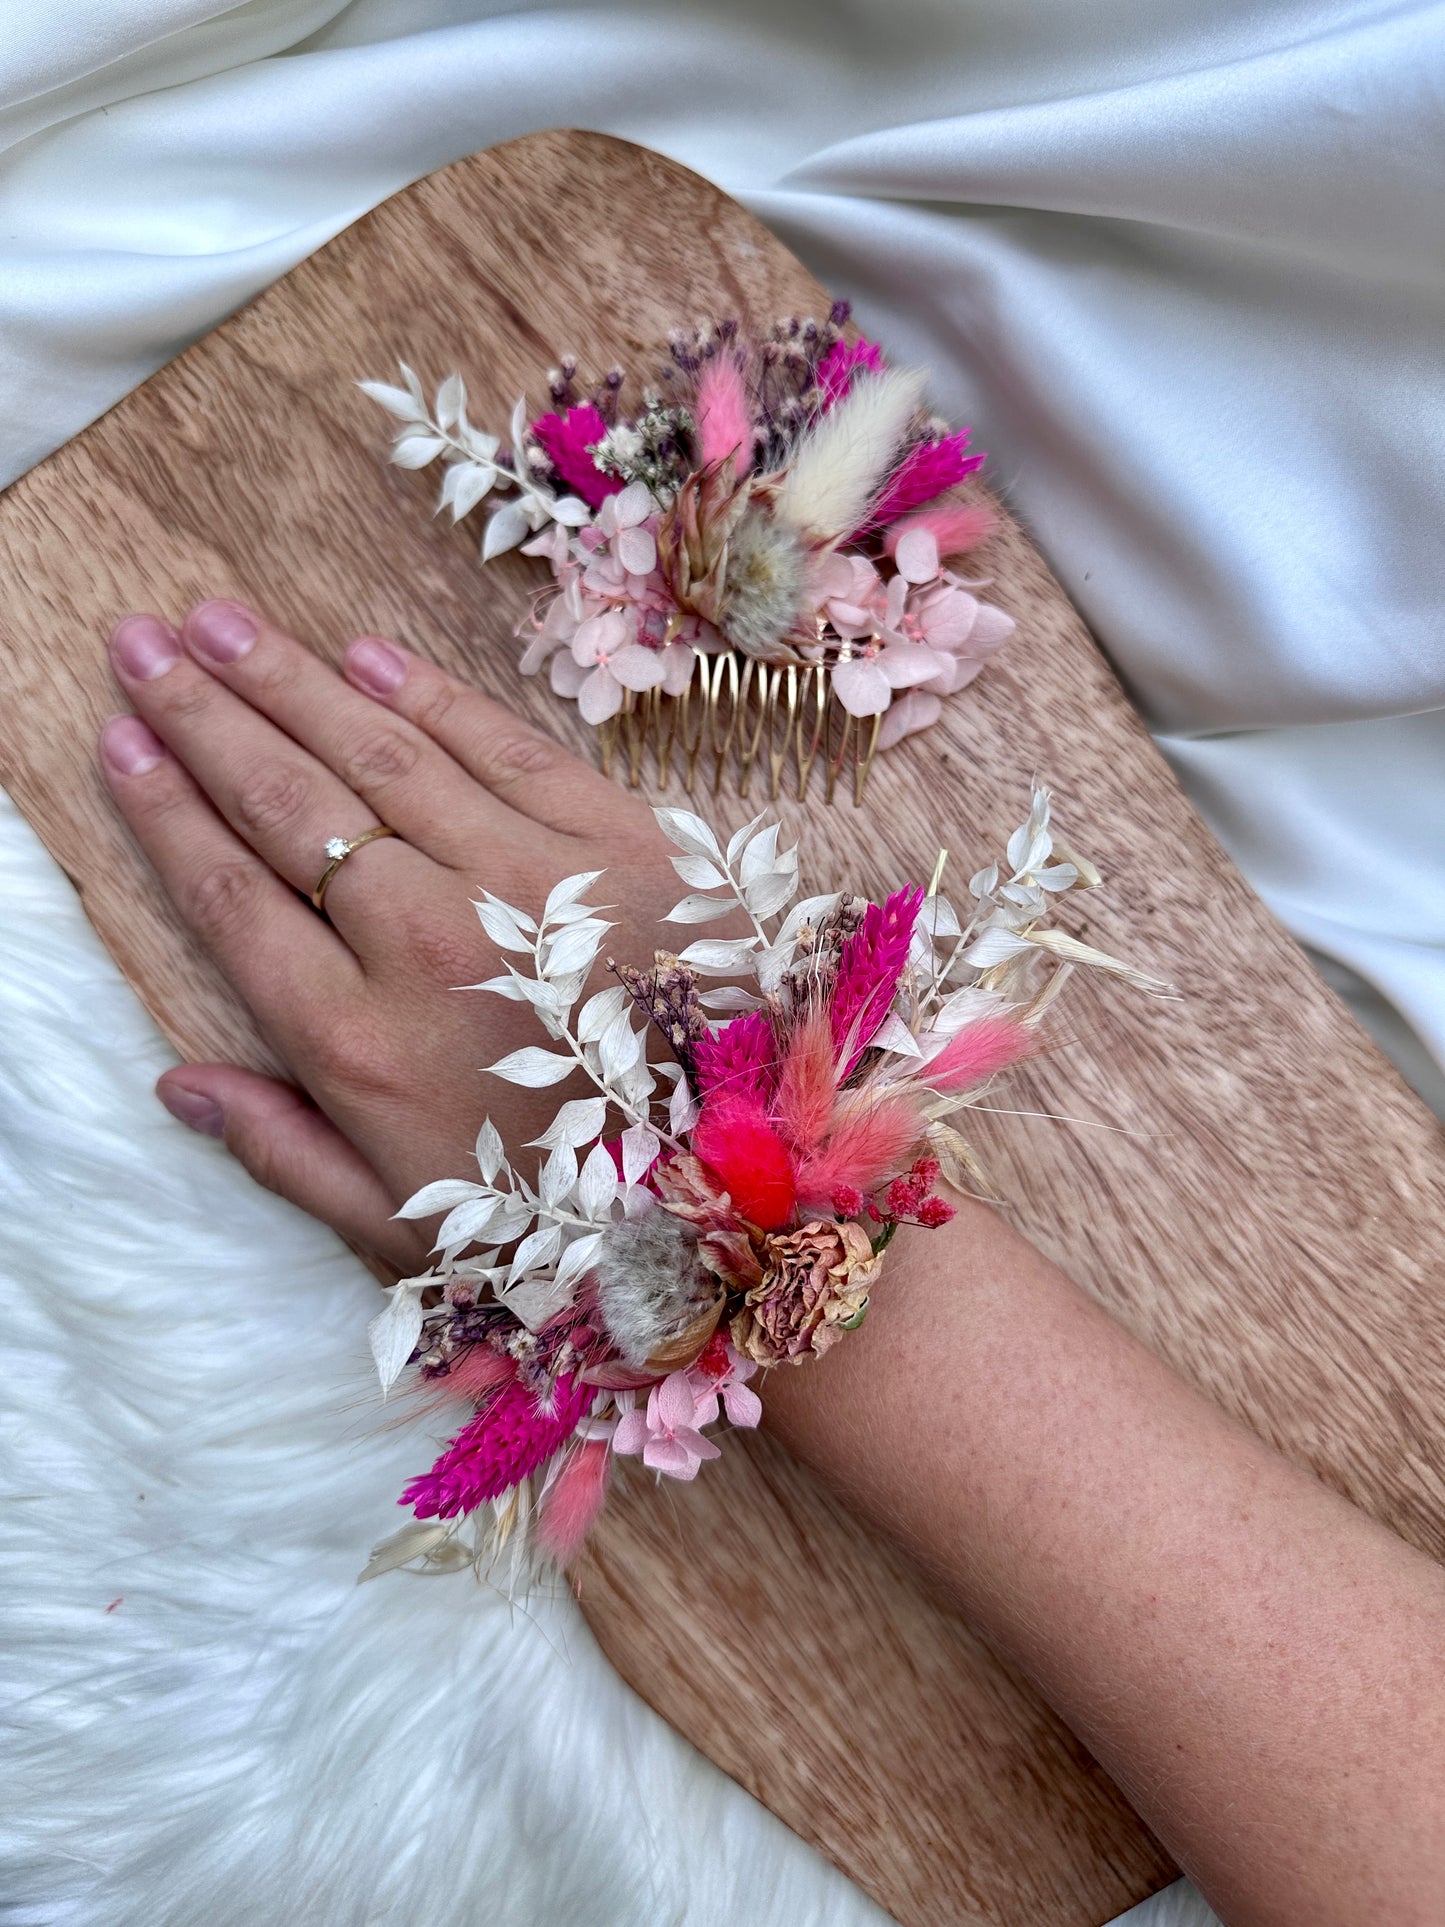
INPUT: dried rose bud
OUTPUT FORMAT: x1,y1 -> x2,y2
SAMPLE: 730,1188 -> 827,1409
731,1219 -> 881,1366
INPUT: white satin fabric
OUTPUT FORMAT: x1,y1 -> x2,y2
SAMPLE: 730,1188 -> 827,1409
3,3 -> 1439,1922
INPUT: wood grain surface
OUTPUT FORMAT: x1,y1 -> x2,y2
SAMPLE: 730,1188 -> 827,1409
1,130 -> 1441,1927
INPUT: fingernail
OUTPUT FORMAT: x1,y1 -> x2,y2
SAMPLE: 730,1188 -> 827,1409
158,1081 -> 225,1138
110,615 -> 180,681
100,714 -> 167,776
187,599 -> 257,664
346,636 -> 407,697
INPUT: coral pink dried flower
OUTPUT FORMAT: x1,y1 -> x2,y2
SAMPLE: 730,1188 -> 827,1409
401,1373 -> 591,1520
531,404 -> 623,509
535,1440 -> 611,1567
927,1013 -> 1033,1091
692,1096 -> 797,1231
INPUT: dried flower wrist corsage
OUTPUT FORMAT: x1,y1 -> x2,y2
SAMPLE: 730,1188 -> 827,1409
363,791 -> 1165,1585
362,306 -> 1013,803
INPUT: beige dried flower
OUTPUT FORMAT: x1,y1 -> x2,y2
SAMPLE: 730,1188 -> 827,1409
731,1219 -> 881,1366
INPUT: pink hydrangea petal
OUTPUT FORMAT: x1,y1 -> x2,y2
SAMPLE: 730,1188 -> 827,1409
964,604 -> 1016,655
550,652 -> 589,697
607,643 -> 668,692
831,657 -> 892,717
572,610 -> 628,666
616,525 -> 656,575
661,643 -> 696,696
613,481 -> 654,528
894,527 -> 940,583
882,643 -> 947,688
723,1381 -> 763,1428
643,1436 -> 696,1477
673,1427 -> 722,1462
656,1370 -> 700,1432
611,1409 -> 651,1456
577,667 -> 624,724
917,589 -> 980,651
876,689 -> 942,750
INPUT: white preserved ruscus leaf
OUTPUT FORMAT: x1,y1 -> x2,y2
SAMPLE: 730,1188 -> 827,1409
485,1046 -> 578,1087
393,1178 -> 485,1221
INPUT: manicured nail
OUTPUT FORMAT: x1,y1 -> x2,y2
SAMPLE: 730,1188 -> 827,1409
346,636 -> 407,697
100,714 -> 167,776
187,599 -> 257,663
110,615 -> 180,681
158,1081 -> 225,1138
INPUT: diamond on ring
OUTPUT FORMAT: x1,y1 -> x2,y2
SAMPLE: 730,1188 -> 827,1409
324,837 -> 350,860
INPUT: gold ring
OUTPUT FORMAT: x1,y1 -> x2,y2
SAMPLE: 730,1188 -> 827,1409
310,825 -> 398,913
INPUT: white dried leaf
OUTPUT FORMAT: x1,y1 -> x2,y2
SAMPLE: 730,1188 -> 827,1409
510,395 -> 528,453
483,499 -> 531,560
367,1280 -> 426,1393
435,372 -> 466,432
918,895 -> 962,941
544,870 -> 604,924
359,1520 -> 453,1583
474,898 -> 534,953
668,1077 -> 700,1136
664,893 -> 736,924
738,822 -> 780,886
726,811 -> 769,866
503,968 -> 562,1012
870,1011 -> 923,1057
621,1123 -> 660,1185
501,1274 -> 574,1333
539,1141 -> 579,1207
697,985 -> 763,1011
545,918 -> 612,977
670,852 -> 728,889
577,984 -> 628,1042
959,926 -> 1034,967
442,461 -> 496,521
929,985 -> 1006,1034
508,1221 -> 562,1285
358,379 -> 427,423
598,1007 -> 642,1080
476,1120 -> 504,1182
969,863 -> 999,900
578,1143 -> 619,1219
390,432 -> 447,468
550,495 -> 592,527
488,1201 -> 536,1247
552,1230 -> 603,1295
393,1178 -> 485,1221
528,1095 -> 608,1151
468,972 -> 527,1001
1033,863 -> 1079,893
744,868 -> 798,919
1025,928 -> 1173,993
435,1194 -> 501,1250
676,935 -> 762,976
486,1045 -> 577,1087
653,807 -> 722,861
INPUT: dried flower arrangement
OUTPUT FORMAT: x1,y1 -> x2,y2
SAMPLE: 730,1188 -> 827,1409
361,305 -> 1014,805
362,789 -> 1166,1586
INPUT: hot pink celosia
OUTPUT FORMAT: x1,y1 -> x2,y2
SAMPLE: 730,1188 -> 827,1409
531,404 -> 623,509
401,1372 -> 591,1520
861,431 -> 985,535
831,886 -> 925,1075
692,1009 -> 777,1103
816,335 -> 886,405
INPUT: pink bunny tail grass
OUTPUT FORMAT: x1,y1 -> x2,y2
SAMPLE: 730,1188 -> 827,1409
401,1373 -> 592,1521
794,1094 -> 924,1213
531,404 -> 623,510
831,885 -> 926,1075
412,1345 -> 515,1416
693,1009 -> 778,1103
536,1440 -> 612,1568
927,1014 -> 1034,1092
860,432 -> 986,535
816,335 -> 886,406
773,1008 -> 839,1156
883,502 -> 997,560
694,358 -> 752,476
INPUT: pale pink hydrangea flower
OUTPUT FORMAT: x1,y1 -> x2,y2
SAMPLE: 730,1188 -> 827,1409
814,528 -> 1014,732
519,482 -> 705,723
611,1370 -> 722,1481
687,1340 -> 763,1430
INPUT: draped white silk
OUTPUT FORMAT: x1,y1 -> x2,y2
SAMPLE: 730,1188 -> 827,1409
3,4 -> 1437,1922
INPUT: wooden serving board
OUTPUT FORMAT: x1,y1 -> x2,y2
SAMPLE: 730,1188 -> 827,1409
2,130 -> 1442,1927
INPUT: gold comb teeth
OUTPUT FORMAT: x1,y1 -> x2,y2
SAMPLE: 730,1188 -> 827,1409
598,653 -> 882,807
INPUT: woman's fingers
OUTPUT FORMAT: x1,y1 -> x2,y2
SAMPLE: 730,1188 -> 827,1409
157,1063 -> 426,1273
108,614 -> 428,950
99,713 -> 359,1034
178,601 -> 517,869
342,635 -> 651,839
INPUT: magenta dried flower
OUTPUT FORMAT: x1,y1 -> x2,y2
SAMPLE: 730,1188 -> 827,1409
830,885 -> 925,1075
531,404 -> 623,509
401,1373 -> 592,1520
862,431 -> 985,534
692,1009 -> 778,1104
816,335 -> 885,406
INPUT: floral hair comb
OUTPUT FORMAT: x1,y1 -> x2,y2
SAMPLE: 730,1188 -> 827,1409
362,790 -> 1166,1586
362,306 -> 1014,806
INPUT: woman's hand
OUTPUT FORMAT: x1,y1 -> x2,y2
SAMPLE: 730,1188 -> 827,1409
100,598 -> 678,1272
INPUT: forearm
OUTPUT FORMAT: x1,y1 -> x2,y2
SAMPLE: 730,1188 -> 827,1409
764,1204 -> 1445,1926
